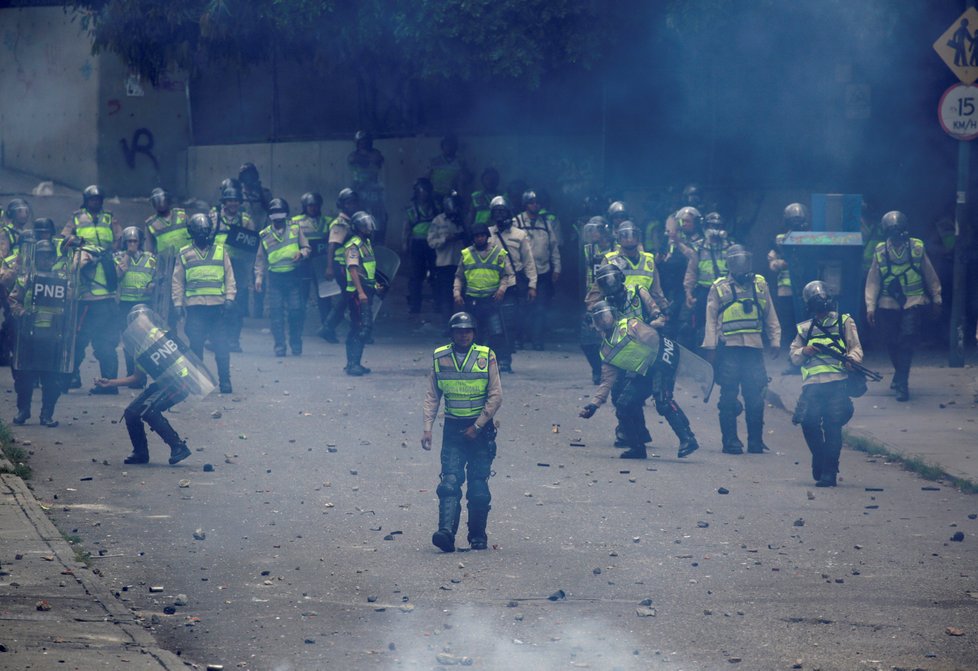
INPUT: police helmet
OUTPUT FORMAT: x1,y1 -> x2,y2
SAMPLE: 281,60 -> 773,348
188,213 -> 215,245
675,206 -> 702,229
33,239 -> 55,271
82,185 -> 104,207
267,198 -> 290,223
682,183 -> 702,205
150,188 -> 170,212
783,203 -> 809,230
6,198 -> 31,225
354,130 -> 373,145
522,190 -> 538,207
616,220 -> 640,245
413,178 -> 434,200
220,185 -> 242,203
126,303 -> 155,326
471,224 -> 491,239
589,300 -> 618,331
594,263 -> 625,297
607,201 -> 628,221
582,216 -> 609,243
32,217 -> 55,239
300,192 -> 323,211
336,187 -> 359,212
490,196 -> 511,224
351,211 -> 376,236
802,280 -> 833,315
449,312 -> 476,330
238,162 -> 260,184
16,230 -> 35,248
443,191 -> 463,217
704,211 -> 725,230
726,244 -> 753,278
881,211 -> 909,239
122,226 -> 144,246
489,195 -> 509,213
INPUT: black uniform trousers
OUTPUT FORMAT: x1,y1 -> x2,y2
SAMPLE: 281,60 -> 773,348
796,380 -> 853,479
13,368 -> 63,420
124,379 -> 189,457
715,346 -> 768,446
185,305 -> 231,386
527,270 -> 554,347
437,417 -> 494,542
74,299 -> 119,381
579,312 -> 602,382
266,270 -> 304,353
227,256 -> 253,347
501,271 -> 530,348
346,288 -> 374,367
118,300 -> 145,376
408,238 -> 435,312
775,295 -> 796,351
464,296 -> 511,367
877,306 -> 921,389
323,261 -> 348,331
432,264 -> 457,317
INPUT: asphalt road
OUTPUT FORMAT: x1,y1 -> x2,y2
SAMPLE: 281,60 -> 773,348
6,317 -> 978,671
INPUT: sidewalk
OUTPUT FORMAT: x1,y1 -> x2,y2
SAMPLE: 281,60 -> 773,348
766,349 -> 978,486
0,472 -> 186,669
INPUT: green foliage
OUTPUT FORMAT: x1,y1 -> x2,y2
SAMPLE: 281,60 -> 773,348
843,430 -> 978,495
0,421 -> 31,480
71,0 -> 612,88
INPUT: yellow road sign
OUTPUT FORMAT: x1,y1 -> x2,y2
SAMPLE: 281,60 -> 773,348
935,7 -> 978,84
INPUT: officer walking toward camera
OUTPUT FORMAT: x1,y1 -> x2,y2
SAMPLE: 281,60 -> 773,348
115,227 -> 157,384
702,244 -> 780,455
254,198 -> 310,357
145,188 -> 189,257
211,184 -> 257,352
515,190 -> 560,350
864,211 -> 941,402
320,188 -> 360,342
422,311 -> 503,553
790,281 -> 863,487
489,196 -> 536,350
292,192 -> 330,319
172,213 -> 236,394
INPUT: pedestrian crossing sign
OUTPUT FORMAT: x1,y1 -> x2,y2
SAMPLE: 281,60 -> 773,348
934,7 -> 978,84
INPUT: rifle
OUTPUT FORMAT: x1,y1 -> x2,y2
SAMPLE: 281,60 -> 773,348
811,343 -> 882,382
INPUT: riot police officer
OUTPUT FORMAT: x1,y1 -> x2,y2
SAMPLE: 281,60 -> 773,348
172,213 -> 236,394
211,183 -> 257,352
607,201 -> 629,232
597,221 -> 664,304
255,198 -> 310,357
515,190 -> 561,350
702,245 -> 780,454
427,192 -> 466,318
292,192 -> 329,315
145,188 -> 190,257
489,196 -> 536,350
404,178 -> 440,314
319,188 -> 359,342
684,211 -> 733,351
790,281 -> 863,487
62,185 -> 121,249
115,226 -> 157,383
1,198 -> 31,259
864,211 -> 942,402
347,131 -> 387,240
769,203 -> 808,373
579,216 -> 617,382
342,211 -> 378,375
468,167 -> 501,230
422,311 -> 503,552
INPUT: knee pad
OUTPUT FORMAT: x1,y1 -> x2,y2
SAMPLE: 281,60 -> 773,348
718,395 -> 743,417
466,478 -> 491,510
436,474 -> 462,499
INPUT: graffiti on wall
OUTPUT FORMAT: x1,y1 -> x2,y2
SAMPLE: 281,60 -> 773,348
120,128 -> 159,171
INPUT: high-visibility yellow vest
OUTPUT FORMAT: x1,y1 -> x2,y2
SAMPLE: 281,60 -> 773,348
875,238 -> 925,298
433,343 -> 491,418
716,275 -> 767,336
72,209 -> 115,248
774,233 -> 791,289
797,313 -> 852,382
80,244 -> 113,298
584,242 -> 617,290
619,286 -> 645,321
604,250 -> 656,291
430,158 -> 461,196
471,191 -> 493,226
213,210 -> 255,259
407,205 -> 438,238
600,318 -> 654,375
146,209 -> 189,256
118,251 -> 157,302
461,245 -> 506,298
328,215 -> 349,263
179,243 -> 226,297
259,223 -> 301,273
291,214 -> 327,241
343,235 -> 376,290
693,241 -> 729,288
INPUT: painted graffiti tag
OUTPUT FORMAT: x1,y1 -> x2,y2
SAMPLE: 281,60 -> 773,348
120,128 -> 159,171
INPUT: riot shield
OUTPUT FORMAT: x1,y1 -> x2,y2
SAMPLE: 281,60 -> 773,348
151,252 -> 177,323
12,240 -> 78,373
372,245 -> 401,320
122,307 -> 216,399
310,237 -> 342,299
649,331 -> 716,402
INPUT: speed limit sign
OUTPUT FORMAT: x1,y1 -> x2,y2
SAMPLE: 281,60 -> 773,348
939,83 -> 978,140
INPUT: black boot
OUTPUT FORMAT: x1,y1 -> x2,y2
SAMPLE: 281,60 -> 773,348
432,497 -> 459,553
816,472 -> 837,487
13,409 -> 30,425
746,418 -> 767,453
467,507 -> 490,550
168,441 -> 192,465
620,444 -> 648,459
719,413 -> 743,454
677,433 -> 700,459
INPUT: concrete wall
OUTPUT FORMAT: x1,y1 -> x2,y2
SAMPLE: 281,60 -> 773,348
0,6 -> 191,197
0,6 -> 99,189
186,134 -> 603,243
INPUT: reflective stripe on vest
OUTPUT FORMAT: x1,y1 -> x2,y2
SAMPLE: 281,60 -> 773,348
344,236 -> 376,290
260,223 -> 302,273
620,286 -> 644,321
148,210 -> 189,255
695,242 -> 728,287
180,244 -> 226,297
605,250 -> 656,291
433,343 -> 490,417
774,234 -> 792,289
430,160 -> 460,195
471,191 -> 492,226
328,216 -> 349,263
80,245 -> 112,297
600,318 -> 654,375
408,205 -> 437,238
716,276 -> 766,335
584,243 -> 616,290
461,245 -> 505,298
291,214 -> 326,240
214,211 -> 255,257
73,209 -> 114,248
119,252 -> 157,302
875,238 -> 925,298
797,314 -> 851,382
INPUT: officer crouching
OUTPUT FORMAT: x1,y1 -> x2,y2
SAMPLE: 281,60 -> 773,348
422,312 -> 503,553
789,281 -> 863,487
